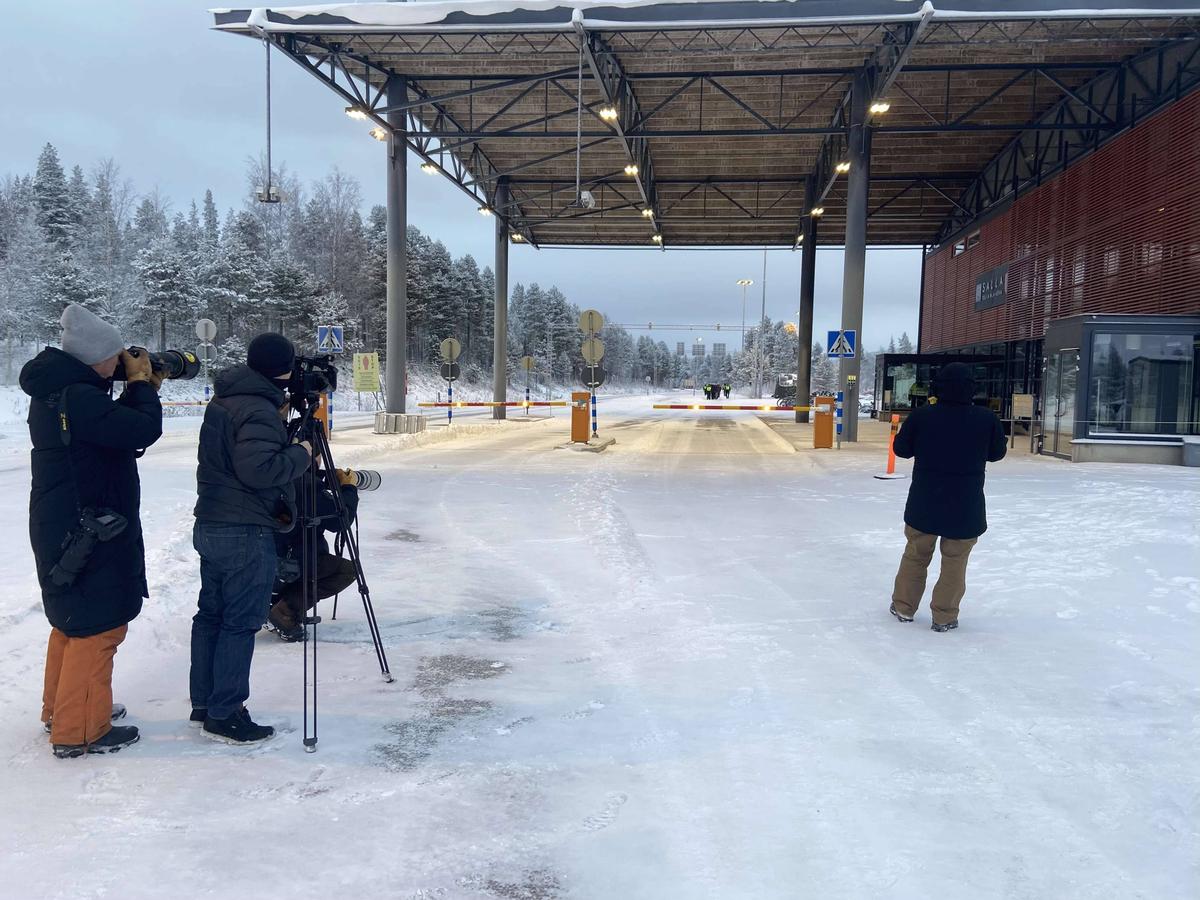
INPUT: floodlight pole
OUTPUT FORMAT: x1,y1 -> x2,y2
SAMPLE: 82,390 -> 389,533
839,69 -> 871,442
493,178 -> 510,420
796,176 -> 818,423
385,75 -> 409,414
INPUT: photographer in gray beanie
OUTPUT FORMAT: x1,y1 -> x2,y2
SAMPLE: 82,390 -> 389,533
20,304 -> 163,758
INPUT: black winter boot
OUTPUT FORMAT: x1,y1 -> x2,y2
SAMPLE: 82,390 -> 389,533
53,724 -> 140,758
931,620 -> 959,632
889,604 -> 914,623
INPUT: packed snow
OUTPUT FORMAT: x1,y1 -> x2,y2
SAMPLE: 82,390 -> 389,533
0,395 -> 1197,899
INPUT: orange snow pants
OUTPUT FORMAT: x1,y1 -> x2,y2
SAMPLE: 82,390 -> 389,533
41,624 -> 128,746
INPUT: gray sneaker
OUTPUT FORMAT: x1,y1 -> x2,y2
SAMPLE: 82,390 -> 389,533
889,604 -> 914,623
931,621 -> 959,632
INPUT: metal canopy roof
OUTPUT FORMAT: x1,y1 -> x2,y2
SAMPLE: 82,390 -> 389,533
213,2 -> 1200,248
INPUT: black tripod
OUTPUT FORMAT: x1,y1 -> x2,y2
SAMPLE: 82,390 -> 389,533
290,400 -> 393,753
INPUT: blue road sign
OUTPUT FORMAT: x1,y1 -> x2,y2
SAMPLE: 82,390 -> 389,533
827,329 -> 857,359
317,324 -> 344,354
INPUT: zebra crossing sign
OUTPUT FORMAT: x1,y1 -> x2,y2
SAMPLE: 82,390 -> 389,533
317,324 -> 344,354
827,329 -> 857,359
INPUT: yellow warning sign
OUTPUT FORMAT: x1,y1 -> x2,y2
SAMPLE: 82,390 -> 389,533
353,352 -> 381,392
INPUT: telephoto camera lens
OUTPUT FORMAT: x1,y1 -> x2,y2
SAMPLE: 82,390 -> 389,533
112,347 -> 201,381
351,470 -> 382,492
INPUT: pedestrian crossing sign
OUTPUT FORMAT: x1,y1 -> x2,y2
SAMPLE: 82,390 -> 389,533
827,329 -> 857,359
317,324 -> 344,354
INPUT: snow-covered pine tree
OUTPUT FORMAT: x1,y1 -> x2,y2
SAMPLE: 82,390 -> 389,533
134,238 -> 196,350
33,144 -> 74,248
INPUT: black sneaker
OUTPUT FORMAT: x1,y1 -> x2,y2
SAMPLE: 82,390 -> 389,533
203,711 -> 275,745
189,707 -> 207,727
44,702 -> 127,735
52,724 -> 140,759
889,604 -> 914,623
931,621 -> 959,632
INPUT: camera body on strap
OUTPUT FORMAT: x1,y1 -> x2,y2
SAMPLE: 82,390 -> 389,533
48,507 -> 128,588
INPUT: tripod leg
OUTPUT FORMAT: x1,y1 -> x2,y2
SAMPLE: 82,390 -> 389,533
311,425 -> 393,682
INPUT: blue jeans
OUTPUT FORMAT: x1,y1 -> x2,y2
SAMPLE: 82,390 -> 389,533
189,522 -> 278,720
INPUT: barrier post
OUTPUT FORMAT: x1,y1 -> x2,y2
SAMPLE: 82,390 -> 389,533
873,413 -> 907,480
835,391 -> 843,449
887,413 -> 899,473
590,390 -> 598,438
447,379 -> 453,425
571,391 -> 590,443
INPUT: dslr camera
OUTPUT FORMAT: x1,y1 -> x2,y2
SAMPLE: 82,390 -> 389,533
113,346 -> 201,382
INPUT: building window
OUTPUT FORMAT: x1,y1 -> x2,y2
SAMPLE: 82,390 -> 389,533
1088,332 -> 1199,436
954,231 -> 981,256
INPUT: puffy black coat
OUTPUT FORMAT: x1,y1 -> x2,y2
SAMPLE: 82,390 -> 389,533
194,365 -> 310,529
892,364 -> 1007,540
21,347 -> 163,637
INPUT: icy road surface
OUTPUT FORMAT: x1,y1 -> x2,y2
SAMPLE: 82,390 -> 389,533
0,395 -> 1196,899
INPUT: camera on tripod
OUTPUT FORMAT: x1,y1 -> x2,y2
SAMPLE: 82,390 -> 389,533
286,355 -> 338,413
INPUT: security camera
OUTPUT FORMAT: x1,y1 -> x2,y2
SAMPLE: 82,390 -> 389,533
579,190 -> 596,209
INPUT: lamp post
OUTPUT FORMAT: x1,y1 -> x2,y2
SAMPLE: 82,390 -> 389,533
737,279 -> 753,352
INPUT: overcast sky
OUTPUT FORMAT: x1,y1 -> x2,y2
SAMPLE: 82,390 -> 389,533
4,0 -> 921,354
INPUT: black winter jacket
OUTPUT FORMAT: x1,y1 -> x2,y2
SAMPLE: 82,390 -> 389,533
21,347 -> 162,637
194,365 -> 310,529
893,366 -> 1007,540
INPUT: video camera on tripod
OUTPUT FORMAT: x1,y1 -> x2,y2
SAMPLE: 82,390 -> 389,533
282,353 -> 393,753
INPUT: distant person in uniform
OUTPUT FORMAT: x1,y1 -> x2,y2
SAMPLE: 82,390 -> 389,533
888,362 -> 1006,631
722,383 -> 731,399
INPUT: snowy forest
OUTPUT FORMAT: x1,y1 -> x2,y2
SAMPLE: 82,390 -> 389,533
0,143 -> 902,394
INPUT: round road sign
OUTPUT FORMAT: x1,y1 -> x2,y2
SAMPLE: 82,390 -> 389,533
581,365 -> 606,389
520,355 -> 536,372
439,337 -> 462,362
581,337 -> 605,365
196,343 -> 217,363
440,362 -> 460,382
195,318 -> 217,342
579,309 -> 604,334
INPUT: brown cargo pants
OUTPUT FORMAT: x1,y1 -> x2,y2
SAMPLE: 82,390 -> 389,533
41,624 -> 128,746
891,526 -> 978,626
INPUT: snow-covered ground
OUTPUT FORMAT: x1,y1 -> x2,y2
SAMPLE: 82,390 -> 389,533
0,394 -> 1196,899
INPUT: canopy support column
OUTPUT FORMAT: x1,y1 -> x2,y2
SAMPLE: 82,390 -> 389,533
796,176 -> 818,423
492,179 -> 510,420
839,69 -> 871,442
385,75 -> 408,414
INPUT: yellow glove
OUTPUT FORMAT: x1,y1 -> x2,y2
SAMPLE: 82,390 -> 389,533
336,468 -> 355,487
121,348 -> 154,386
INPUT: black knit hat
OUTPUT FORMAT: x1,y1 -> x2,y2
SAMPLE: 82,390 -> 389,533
247,332 -> 296,380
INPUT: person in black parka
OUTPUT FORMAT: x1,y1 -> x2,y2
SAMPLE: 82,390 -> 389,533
889,362 -> 1007,631
21,304 -> 162,757
189,333 -> 311,744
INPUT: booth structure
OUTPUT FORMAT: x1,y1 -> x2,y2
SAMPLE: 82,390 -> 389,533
1041,315 -> 1200,464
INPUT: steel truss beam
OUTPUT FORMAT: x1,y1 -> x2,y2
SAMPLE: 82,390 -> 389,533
573,22 -> 660,243
933,34 -> 1200,245
273,33 -> 538,243
806,9 -> 934,234
316,19 -> 1197,59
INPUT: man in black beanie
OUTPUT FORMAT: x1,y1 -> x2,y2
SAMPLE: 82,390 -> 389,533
189,333 -> 310,743
888,362 -> 1007,632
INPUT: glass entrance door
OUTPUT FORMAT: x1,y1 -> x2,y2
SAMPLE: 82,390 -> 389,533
1045,351 -> 1079,457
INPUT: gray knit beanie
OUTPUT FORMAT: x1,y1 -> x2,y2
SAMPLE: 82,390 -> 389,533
60,303 -> 125,366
